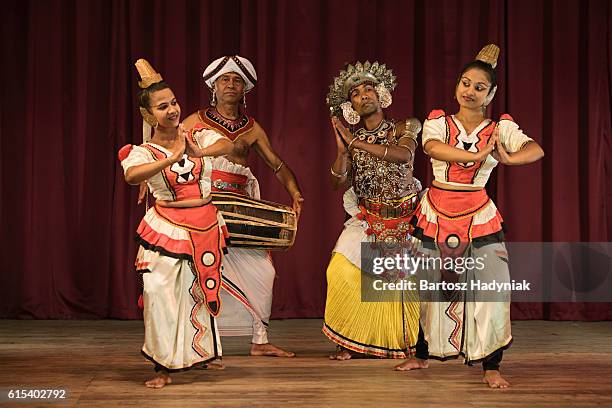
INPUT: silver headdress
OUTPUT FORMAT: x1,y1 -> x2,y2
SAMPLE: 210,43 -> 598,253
326,61 -> 397,117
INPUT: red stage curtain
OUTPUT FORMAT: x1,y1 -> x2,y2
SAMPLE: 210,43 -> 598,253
1,0 -> 611,320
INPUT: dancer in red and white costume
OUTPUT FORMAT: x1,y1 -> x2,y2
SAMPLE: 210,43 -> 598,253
394,45 -> 544,388
120,60 -> 234,388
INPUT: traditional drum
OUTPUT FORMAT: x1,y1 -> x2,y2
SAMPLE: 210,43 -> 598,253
210,191 -> 297,250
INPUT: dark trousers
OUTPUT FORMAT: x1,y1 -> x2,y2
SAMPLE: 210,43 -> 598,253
414,325 -> 503,371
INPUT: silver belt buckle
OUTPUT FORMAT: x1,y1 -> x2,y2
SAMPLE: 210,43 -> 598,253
213,179 -> 227,190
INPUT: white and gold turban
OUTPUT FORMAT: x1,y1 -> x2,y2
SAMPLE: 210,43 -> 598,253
203,55 -> 258,92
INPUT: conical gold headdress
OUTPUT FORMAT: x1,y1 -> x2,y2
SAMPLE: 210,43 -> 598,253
135,59 -> 163,89
475,44 -> 499,69
134,58 -> 164,141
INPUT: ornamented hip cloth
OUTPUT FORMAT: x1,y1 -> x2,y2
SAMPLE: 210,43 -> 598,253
322,188 -> 420,358
411,186 -> 512,364
135,203 -> 227,371
210,157 -> 273,344
411,186 -> 504,250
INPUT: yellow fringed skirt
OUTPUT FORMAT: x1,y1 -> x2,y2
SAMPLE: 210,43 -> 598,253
323,252 -> 419,358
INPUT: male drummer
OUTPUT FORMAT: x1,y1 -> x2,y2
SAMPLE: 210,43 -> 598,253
182,55 -> 303,357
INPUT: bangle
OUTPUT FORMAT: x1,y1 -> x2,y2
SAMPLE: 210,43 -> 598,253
382,146 -> 388,160
397,133 -> 418,143
273,161 -> 284,174
397,144 -> 414,159
330,166 -> 349,178
347,138 -> 358,150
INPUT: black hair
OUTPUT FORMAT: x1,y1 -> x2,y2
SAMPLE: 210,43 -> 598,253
457,60 -> 497,94
137,81 -> 171,109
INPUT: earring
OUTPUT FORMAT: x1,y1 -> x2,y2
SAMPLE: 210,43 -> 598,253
340,101 -> 360,125
210,92 -> 217,106
484,85 -> 497,107
375,83 -> 392,108
139,107 -> 158,128
241,93 -> 247,109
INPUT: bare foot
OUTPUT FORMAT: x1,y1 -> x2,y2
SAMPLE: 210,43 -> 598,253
329,348 -> 353,361
145,371 -> 172,389
250,343 -> 296,357
482,370 -> 510,388
197,361 -> 225,370
394,358 -> 429,371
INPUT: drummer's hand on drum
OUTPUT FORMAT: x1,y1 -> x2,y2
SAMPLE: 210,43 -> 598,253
292,191 -> 304,219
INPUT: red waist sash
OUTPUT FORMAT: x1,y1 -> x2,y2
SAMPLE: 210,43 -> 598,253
211,170 -> 248,195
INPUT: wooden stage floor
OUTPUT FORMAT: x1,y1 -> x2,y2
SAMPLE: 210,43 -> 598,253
0,319 -> 611,407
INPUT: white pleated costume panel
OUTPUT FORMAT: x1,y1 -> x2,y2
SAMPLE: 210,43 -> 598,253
141,249 -> 222,369
418,242 -> 512,362
210,155 -> 275,344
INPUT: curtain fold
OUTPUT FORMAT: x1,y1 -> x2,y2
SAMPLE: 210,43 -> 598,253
1,0 -> 610,320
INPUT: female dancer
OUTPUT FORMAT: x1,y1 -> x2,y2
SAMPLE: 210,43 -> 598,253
118,59 -> 233,388
394,45 -> 544,388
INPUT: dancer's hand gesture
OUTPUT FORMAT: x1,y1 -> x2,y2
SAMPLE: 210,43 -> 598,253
169,126 -> 186,163
331,117 -> 356,147
491,130 -> 513,165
